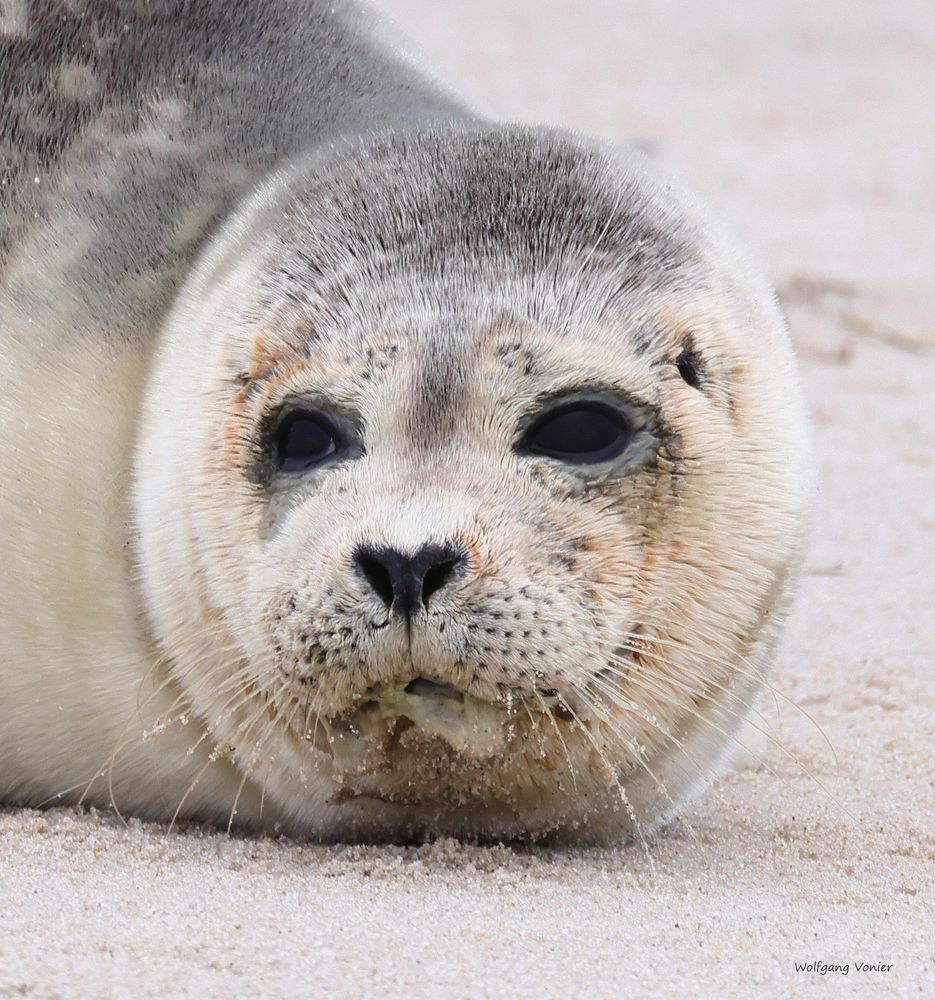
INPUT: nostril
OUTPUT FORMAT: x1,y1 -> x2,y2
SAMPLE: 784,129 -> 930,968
353,542 -> 465,617
421,556 -> 462,605
354,550 -> 395,609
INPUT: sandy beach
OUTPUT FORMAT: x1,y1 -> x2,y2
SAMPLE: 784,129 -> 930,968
1,1 -> 932,996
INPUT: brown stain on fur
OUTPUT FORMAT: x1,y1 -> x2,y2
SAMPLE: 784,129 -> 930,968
223,354 -> 313,472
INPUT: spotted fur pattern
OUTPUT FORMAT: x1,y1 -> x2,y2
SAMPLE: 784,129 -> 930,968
0,1 -> 809,841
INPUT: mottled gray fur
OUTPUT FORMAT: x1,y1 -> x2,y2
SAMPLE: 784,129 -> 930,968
1,0 -> 469,345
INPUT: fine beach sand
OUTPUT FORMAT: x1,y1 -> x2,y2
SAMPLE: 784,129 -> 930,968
1,1 -> 932,996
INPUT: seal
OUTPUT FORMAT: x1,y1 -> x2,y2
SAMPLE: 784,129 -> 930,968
0,0 -> 809,842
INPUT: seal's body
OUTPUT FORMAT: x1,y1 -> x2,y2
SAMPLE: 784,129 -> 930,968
0,1 -> 808,841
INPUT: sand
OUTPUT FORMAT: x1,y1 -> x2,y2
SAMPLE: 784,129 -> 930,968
1,1 -> 932,997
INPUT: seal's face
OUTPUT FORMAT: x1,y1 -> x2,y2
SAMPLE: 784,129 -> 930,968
136,129 -> 808,840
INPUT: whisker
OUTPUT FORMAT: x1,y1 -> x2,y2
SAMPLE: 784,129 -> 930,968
167,755 -> 217,834
598,657 -> 856,824
623,622 -> 839,769
531,690 -> 578,793
608,638 -> 780,741
554,696 -> 655,867
226,770 -> 251,836
582,675 -> 705,842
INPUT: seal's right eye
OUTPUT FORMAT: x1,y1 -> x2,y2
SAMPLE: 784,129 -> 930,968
274,410 -> 340,471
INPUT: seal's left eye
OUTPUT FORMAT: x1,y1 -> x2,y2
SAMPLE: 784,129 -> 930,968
522,402 -> 633,464
275,410 -> 340,471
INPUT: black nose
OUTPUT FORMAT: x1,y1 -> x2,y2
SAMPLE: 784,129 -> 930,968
353,543 -> 464,616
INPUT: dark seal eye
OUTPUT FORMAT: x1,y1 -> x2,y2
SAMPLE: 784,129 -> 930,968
522,402 -> 633,464
274,410 -> 340,471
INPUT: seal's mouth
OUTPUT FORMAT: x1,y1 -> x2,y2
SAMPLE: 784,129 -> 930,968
320,677 -> 512,777
309,676 -> 593,814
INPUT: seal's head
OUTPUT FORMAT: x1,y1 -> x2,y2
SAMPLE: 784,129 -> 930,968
136,126 -> 808,841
